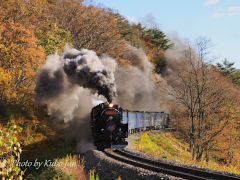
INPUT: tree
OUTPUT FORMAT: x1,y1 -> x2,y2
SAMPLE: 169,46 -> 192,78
114,12 -> 173,70
0,0 -> 73,56
216,59 -> 235,76
113,13 -> 147,49
114,12 -> 173,52
36,23 -> 72,55
217,59 -> 240,86
0,21 -> 45,108
49,1 -> 126,59
142,28 -> 173,51
0,0 -> 49,28
170,38 -> 235,161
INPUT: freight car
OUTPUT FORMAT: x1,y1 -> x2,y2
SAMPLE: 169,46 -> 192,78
91,102 -> 170,150
123,110 -> 170,133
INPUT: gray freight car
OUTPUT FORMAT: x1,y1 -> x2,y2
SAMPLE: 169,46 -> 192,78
122,110 -> 170,133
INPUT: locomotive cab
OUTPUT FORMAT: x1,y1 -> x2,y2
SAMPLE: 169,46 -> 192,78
91,102 -> 128,150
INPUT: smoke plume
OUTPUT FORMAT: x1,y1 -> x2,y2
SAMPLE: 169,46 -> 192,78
115,46 -> 170,111
35,48 -> 116,152
35,46 -> 171,152
63,48 -> 117,102
36,48 -> 117,104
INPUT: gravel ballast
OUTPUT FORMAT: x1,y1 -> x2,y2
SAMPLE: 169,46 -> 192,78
83,150 -> 181,180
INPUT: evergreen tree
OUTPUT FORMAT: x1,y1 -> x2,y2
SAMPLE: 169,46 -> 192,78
142,28 -> 173,51
216,59 -> 240,86
216,59 -> 235,76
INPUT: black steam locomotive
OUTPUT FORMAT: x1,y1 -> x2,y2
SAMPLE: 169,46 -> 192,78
91,102 -> 128,150
91,102 -> 170,150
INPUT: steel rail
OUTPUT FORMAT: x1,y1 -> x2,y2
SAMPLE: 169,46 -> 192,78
104,149 -> 240,180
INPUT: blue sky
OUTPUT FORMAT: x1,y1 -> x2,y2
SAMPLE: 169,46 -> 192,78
86,0 -> 240,68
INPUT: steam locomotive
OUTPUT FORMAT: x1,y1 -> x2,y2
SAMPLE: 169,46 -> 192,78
91,102 -> 170,150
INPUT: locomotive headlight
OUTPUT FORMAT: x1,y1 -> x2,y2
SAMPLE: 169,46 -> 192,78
109,103 -> 113,108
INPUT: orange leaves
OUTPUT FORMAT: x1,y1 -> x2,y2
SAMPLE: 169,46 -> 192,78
0,21 -> 45,106
51,2 -> 126,59
0,22 -> 43,65
0,67 -> 11,85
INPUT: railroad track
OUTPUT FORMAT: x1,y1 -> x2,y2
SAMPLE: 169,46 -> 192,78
104,149 -> 240,180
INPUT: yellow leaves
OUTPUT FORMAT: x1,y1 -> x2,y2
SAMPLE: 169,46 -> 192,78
0,68 -> 11,85
147,53 -> 154,62
0,21 -> 45,106
0,43 -> 8,53
0,121 -> 23,179
36,23 -> 72,55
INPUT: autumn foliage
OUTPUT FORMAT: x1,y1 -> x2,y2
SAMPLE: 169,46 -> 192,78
0,0 -> 239,178
167,38 -> 240,171
0,21 -> 45,108
0,121 -> 23,179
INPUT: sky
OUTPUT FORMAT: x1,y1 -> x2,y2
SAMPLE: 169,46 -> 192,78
85,0 -> 240,68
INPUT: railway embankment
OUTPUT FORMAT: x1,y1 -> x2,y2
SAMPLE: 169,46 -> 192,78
83,149 -> 180,180
127,131 -> 240,178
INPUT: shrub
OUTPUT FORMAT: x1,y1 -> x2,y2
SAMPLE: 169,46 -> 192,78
0,121 -> 23,179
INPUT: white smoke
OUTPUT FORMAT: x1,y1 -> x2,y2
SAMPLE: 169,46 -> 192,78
115,46 -> 170,111
35,46 -> 170,152
35,48 -> 117,152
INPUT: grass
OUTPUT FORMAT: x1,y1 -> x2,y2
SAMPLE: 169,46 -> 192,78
133,132 -> 240,175
2,117 -> 112,180
37,154 -> 86,180
15,117 -> 104,180
20,133 -> 86,179
3,117 -> 88,179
